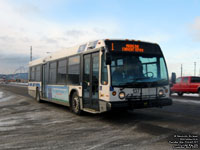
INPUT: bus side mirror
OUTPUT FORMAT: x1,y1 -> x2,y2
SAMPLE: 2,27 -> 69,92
105,52 -> 111,65
171,72 -> 176,84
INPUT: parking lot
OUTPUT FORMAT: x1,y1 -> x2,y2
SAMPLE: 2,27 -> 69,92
0,85 -> 199,150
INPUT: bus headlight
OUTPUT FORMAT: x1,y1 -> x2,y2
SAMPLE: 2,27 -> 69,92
119,92 -> 125,99
158,89 -> 164,97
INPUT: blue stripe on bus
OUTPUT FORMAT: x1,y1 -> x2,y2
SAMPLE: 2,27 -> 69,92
28,82 -> 41,91
28,83 -> 41,87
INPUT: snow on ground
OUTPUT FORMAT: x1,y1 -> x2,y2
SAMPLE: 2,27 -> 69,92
9,82 -> 28,86
0,95 -> 16,102
171,93 -> 199,97
0,90 -> 15,102
173,99 -> 200,105
0,82 -> 28,87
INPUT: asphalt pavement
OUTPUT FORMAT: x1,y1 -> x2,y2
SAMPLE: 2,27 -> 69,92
0,85 -> 199,150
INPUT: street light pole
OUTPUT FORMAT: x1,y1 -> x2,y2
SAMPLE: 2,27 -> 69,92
30,46 -> 32,62
181,64 -> 183,77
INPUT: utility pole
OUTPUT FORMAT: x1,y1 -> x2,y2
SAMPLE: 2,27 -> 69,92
181,64 -> 183,77
199,68 -> 200,76
30,46 -> 32,62
194,62 -> 196,76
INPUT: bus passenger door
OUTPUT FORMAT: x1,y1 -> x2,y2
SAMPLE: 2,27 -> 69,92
83,53 -> 99,111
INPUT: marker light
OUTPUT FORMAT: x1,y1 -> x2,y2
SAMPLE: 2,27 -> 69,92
112,91 -> 116,96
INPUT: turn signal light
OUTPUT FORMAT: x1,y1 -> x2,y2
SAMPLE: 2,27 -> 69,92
112,91 -> 116,96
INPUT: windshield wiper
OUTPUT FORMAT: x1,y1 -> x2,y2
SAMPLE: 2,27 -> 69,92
119,81 -> 141,88
114,79 -> 168,88
117,77 -> 149,87
154,79 -> 168,85
131,77 -> 149,82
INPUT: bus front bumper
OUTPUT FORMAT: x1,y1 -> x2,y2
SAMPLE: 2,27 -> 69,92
109,98 -> 172,110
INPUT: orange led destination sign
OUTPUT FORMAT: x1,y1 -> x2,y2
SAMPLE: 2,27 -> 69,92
122,44 -> 144,52
106,41 -> 161,55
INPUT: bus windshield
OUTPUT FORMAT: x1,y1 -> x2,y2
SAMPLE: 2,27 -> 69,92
110,53 -> 168,87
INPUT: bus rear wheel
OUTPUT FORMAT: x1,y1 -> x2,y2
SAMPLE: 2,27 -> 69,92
71,92 -> 82,115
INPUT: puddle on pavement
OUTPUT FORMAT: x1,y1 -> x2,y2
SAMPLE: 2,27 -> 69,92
0,91 -> 3,99
0,117 -> 24,131
0,119 -> 18,126
0,117 -> 21,125
173,99 -> 200,104
0,91 -> 15,102
0,95 -> 15,102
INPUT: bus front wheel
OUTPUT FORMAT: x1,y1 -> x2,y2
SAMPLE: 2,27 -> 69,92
71,92 -> 82,115
36,89 -> 42,103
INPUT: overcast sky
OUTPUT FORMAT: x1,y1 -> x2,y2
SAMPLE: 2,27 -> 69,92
0,0 -> 200,76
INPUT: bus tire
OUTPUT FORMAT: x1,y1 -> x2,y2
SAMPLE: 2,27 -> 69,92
36,89 -> 42,103
71,92 -> 82,115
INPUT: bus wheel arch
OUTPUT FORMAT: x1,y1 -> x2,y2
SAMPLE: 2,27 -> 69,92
69,89 -> 82,115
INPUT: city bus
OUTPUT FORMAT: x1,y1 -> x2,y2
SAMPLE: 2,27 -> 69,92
28,39 -> 172,114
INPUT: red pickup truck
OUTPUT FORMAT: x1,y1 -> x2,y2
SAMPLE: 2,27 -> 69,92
171,76 -> 200,96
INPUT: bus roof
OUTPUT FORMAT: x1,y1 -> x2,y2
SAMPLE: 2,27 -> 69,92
29,39 -> 157,67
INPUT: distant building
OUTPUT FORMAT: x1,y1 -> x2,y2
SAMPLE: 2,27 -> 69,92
0,73 -> 28,82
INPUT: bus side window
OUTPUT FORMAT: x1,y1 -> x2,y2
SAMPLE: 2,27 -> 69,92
49,62 -> 57,84
57,59 -> 67,84
101,53 -> 108,85
68,55 -> 80,85
35,65 -> 41,82
31,67 -> 35,81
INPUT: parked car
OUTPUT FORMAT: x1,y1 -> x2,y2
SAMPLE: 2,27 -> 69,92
171,76 -> 200,96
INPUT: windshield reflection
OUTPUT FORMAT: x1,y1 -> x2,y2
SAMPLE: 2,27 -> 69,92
110,54 -> 168,87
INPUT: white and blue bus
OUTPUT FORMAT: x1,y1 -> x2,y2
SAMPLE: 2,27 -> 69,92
28,39 -> 172,114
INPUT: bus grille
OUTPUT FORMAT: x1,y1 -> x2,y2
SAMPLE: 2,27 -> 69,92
126,95 -> 158,101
